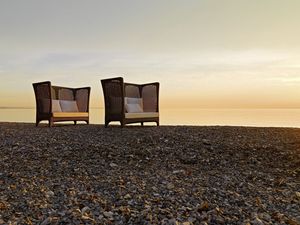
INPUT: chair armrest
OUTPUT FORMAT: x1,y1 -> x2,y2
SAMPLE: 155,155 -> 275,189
101,77 -> 125,115
141,83 -> 159,112
32,81 -> 52,114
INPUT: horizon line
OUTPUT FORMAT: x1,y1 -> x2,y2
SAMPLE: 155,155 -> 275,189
1,106 -> 300,110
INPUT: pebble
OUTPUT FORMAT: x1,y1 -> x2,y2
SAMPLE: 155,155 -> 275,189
258,213 -> 271,222
202,139 -> 211,145
124,194 -> 131,199
81,206 -> 90,214
167,183 -> 175,189
188,217 -> 196,223
45,191 -> 54,197
98,215 -> 104,220
0,124 -> 299,224
109,163 -> 118,168
40,217 -> 51,225
251,217 -> 264,225
172,170 -> 185,174
103,211 -> 114,218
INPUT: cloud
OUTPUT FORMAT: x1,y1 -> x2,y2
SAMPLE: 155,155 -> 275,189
265,75 -> 300,84
0,49 -> 299,83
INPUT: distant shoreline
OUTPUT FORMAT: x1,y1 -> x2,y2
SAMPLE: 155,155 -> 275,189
1,107 -> 300,110
0,107 -> 104,109
1,109 -> 300,128
0,121 -> 300,130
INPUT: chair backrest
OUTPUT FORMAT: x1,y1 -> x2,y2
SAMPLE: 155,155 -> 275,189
54,86 -> 90,112
58,88 -> 74,100
101,77 -> 125,116
33,82 -> 91,113
124,83 -> 141,98
101,77 -> 159,115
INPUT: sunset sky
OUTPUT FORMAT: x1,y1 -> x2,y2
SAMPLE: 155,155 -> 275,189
0,0 -> 300,108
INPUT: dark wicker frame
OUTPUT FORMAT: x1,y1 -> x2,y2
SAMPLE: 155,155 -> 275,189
101,77 -> 159,127
32,81 -> 91,127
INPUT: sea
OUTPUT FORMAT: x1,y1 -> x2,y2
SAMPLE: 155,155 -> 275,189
0,108 -> 300,128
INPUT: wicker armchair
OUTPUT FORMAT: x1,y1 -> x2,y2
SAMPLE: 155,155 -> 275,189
101,77 -> 159,127
32,81 -> 91,127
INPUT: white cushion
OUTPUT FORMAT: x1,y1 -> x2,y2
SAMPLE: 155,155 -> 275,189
125,97 -> 143,105
124,97 -> 143,113
125,103 -> 143,113
60,100 -> 79,112
125,112 -> 159,119
52,100 -> 62,112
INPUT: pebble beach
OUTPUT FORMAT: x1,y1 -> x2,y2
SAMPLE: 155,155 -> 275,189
0,123 -> 299,224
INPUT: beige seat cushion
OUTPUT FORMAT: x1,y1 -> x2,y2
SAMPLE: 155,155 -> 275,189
125,112 -> 159,119
52,112 -> 89,118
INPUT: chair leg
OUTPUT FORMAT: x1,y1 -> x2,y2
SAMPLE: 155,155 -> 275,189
105,120 -> 109,128
35,119 -> 39,127
141,122 -> 144,126
49,119 -> 53,127
156,121 -> 160,126
120,121 -> 125,128
74,121 -> 77,125
86,120 -> 89,125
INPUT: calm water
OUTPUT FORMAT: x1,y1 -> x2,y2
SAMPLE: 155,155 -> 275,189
0,108 -> 300,127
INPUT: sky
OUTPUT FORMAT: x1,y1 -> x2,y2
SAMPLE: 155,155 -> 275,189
0,0 -> 300,108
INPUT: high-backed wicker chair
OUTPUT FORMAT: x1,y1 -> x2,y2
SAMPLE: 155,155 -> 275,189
101,77 -> 159,127
33,81 -> 91,127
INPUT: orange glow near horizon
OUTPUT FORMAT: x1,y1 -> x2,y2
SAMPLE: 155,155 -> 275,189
0,1 -> 300,109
